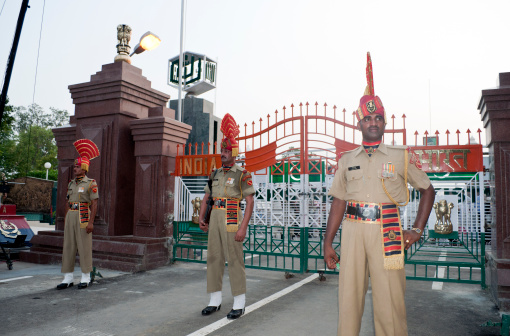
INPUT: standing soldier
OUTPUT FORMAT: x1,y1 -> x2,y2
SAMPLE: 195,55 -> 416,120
56,139 -> 100,290
198,113 -> 255,319
324,53 -> 435,335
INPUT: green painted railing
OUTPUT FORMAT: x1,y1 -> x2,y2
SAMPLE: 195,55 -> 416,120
172,222 -> 341,275
173,221 -> 486,287
405,232 -> 486,288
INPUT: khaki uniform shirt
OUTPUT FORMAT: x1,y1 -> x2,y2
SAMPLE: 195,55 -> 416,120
204,164 -> 255,199
67,176 -> 99,204
329,143 -> 430,203
67,176 -> 99,228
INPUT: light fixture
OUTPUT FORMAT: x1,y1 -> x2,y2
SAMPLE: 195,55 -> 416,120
44,162 -> 51,180
130,31 -> 161,56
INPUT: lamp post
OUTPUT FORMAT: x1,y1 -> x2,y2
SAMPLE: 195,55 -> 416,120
44,162 -> 51,180
130,31 -> 161,56
114,25 -> 161,64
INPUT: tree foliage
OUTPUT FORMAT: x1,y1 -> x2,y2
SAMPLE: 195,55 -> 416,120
0,97 -> 16,174
0,102 -> 69,179
12,104 -> 68,133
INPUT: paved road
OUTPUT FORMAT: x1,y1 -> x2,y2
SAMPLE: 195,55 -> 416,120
0,259 -> 503,336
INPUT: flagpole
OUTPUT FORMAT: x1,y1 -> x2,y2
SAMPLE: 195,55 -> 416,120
177,0 -> 186,122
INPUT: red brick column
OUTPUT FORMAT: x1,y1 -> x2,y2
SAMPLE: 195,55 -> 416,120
22,62 -> 192,272
479,72 -> 510,310
130,106 -> 191,239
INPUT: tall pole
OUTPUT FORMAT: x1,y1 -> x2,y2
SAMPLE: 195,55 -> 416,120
177,0 -> 186,122
0,0 -> 30,125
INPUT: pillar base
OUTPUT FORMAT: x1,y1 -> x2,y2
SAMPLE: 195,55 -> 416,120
486,251 -> 510,312
20,231 -> 171,272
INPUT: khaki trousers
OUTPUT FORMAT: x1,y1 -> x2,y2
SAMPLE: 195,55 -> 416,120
206,209 -> 246,296
337,220 -> 407,336
61,210 -> 93,274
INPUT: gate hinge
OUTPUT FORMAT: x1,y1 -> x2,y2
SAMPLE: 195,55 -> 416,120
481,314 -> 510,336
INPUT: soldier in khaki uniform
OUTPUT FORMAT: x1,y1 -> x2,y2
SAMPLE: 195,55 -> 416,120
199,113 -> 255,320
324,53 -> 435,336
57,139 -> 100,290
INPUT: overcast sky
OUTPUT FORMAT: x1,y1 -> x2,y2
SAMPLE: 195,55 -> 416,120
1,0 -> 509,146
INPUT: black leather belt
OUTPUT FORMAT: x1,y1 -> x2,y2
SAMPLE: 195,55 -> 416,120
69,202 -> 88,210
212,197 -> 241,209
346,204 -> 381,221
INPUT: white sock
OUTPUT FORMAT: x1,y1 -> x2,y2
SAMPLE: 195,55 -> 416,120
233,294 -> 245,310
62,273 -> 73,284
81,272 -> 91,284
208,291 -> 222,307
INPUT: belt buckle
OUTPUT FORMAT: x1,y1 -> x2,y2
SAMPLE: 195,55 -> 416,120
362,208 -> 372,218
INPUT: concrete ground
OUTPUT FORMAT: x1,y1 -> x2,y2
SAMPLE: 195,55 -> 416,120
0,222 -> 504,336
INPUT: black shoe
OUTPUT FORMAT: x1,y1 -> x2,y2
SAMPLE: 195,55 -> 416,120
56,282 -> 73,290
202,304 -> 221,315
227,308 -> 245,320
77,282 -> 90,289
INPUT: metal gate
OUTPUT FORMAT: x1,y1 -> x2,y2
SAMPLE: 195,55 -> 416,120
172,103 -> 486,286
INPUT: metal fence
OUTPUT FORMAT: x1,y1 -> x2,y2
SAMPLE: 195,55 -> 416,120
173,170 -> 487,287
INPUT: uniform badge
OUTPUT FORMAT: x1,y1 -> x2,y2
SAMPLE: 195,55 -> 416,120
366,100 -> 376,113
408,148 -> 423,169
78,186 -> 85,193
381,162 -> 395,179
247,180 -> 253,186
388,230 -> 396,241
226,178 -> 235,185
366,147 -> 376,155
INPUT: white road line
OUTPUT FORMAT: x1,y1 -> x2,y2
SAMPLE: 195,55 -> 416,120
186,273 -> 319,336
0,275 -> 33,283
432,250 -> 447,290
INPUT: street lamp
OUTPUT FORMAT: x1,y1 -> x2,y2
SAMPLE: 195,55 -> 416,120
114,26 -> 161,64
44,162 -> 51,180
130,31 -> 161,56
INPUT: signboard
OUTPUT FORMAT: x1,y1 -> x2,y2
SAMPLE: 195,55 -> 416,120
174,144 -> 484,177
410,144 -> 483,173
176,155 -> 221,176
168,52 -> 217,96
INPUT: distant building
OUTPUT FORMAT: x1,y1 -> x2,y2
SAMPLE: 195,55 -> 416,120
170,96 -> 222,154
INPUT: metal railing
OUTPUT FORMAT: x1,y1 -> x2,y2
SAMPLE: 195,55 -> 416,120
173,222 -> 486,287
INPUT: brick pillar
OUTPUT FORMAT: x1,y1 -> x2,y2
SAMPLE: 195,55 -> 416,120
52,125 -> 76,230
21,62 -> 192,272
479,72 -> 510,310
130,106 -> 192,239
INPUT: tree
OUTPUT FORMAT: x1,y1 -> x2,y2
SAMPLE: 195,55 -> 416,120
14,126 -> 59,175
0,97 -> 16,175
12,103 -> 68,133
0,103 -> 69,178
